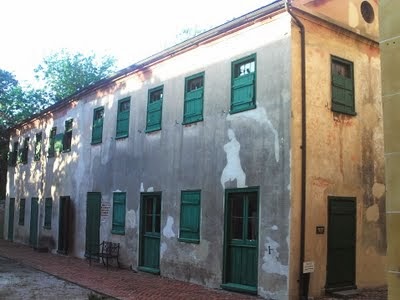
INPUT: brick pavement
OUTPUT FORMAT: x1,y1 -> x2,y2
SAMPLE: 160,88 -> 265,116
0,239 -> 257,300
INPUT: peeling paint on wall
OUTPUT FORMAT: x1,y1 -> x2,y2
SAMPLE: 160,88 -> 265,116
147,187 -> 154,192
140,183 -> 144,192
220,129 -> 246,188
365,204 -> 380,222
227,106 -> 280,162
163,216 -> 176,238
126,209 -> 137,229
160,242 -> 167,259
262,237 -> 288,277
259,287 -> 287,300
372,182 -> 385,199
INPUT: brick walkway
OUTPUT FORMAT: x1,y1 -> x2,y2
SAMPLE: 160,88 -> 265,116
0,239 -> 256,299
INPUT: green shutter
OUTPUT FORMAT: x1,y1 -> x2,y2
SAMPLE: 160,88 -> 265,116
34,133 -> 42,161
331,57 -> 355,115
91,107 -> 104,144
112,192 -> 126,234
116,98 -> 130,138
19,199 -> 25,225
183,73 -> 204,124
179,191 -> 201,243
54,133 -> 64,153
48,127 -> 57,157
146,86 -> 163,132
232,73 -> 255,112
44,198 -> 52,229
63,119 -> 73,151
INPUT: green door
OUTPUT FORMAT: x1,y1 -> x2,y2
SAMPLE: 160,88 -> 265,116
58,196 -> 70,254
86,192 -> 101,256
29,197 -> 39,247
223,189 -> 259,294
8,198 -> 15,241
139,193 -> 161,274
326,197 -> 356,290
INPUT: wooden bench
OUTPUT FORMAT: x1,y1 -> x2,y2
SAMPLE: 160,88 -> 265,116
87,241 -> 120,270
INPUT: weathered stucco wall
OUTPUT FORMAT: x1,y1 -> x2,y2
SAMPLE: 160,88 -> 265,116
296,12 -> 385,297
5,13 -> 293,298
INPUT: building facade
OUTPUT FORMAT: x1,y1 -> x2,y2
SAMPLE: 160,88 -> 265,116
4,1 -> 385,299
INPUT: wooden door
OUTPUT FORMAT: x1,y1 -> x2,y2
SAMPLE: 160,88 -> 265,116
29,197 -> 39,247
326,197 -> 356,290
223,189 -> 258,294
85,192 -> 101,256
8,198 -> 15,241
58,196 -> 70,254
139,193 -> 161,274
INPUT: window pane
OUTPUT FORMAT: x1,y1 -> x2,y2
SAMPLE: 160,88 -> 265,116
187,76 -> 203,92
150,89 -> 163,103
145,215 -> 153,232
247,193 -> 258,241
332,60 -> 350,78
231,216 -> 243,239
120,100 -> 130,112
94,108 -> 104,120
235,60 -> 255,78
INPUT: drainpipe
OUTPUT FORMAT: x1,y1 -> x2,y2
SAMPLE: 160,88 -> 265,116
284,1 -> 308,299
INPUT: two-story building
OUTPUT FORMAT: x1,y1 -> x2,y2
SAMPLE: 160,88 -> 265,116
4,1 -> 385,298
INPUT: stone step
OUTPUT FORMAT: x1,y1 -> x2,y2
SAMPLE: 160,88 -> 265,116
330,289 -> 360,299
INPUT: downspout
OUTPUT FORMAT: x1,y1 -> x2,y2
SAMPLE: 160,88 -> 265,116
285,1 -> 308,299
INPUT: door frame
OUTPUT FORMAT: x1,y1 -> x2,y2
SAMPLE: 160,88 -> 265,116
326,196 -> 357,291
85,192 -> 101,257
8,198 -> 15,241
29,197 -> 39,247
138,192 -> 162,274
222,187 -> 259,294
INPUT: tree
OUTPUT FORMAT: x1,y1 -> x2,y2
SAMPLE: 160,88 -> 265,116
35,49 -> 117,101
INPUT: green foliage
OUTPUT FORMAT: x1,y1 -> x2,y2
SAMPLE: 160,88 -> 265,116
35,49 -> 117,101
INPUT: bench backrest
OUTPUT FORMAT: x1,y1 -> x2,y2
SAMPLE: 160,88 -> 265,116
101,241 -> 120,256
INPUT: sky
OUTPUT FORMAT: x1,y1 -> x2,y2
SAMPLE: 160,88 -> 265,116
0,0 -> 274,86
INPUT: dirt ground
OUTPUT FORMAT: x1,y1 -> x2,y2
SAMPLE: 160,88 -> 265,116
0,256 -> 110,300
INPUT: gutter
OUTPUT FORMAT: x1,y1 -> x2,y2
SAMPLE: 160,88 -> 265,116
10,0 -> 285,131
285,1 -> 308,299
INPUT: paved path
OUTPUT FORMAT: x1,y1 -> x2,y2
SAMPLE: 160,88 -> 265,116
0,239 -> 256,299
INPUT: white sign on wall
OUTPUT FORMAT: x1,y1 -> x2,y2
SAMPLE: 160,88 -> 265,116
303,261 -> 315,274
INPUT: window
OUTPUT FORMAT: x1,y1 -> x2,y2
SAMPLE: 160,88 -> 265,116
146,86 -> 163,132
91,107 -> 104,144
19,198 -> 25,225
331,56 -> 355,115
34,133 -> 42,161
231,54 -> 256,114
183,73 -> 204,124
19,137 -> 29,164
44,197 -> 52,229
8,141 -> 18,167
112,192 -> 126,234
179,190 -> 201,243
116,97 -> 130,139
63,119 -> 73,152
48,127 -> 57,157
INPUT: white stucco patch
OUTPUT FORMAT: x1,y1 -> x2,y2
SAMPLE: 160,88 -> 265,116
259,287 -> 288,300
113,189 -> 122,193
147,187 -> 154,192
262,237 -> 288,277
372,182 -> 385,199
366,204 -> 380,222
271,225 -> 278,231
140,182 -> 144,192
160,242 -> 167,259
220,129 -> 247,188
227,106 -> 280,162
163,216 -> 176,238
126,209 -> 137,229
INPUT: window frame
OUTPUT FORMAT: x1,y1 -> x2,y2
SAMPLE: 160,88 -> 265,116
18,137 -> 29,164
331,55 -> 356,116
145,85 -> 163,133
179,190 -> 201,244
116,97 -> 131,139
63,119 -> 73,152
34,132 -> 42,161
8,141 -> 19,167
44,197 -> 52,229
230,53 -> 257,114
19,198 -> 25,226
48,127 -> 57,157
183,72 -> 205,125
91,106 -> 104,144
112,192 -> 126,235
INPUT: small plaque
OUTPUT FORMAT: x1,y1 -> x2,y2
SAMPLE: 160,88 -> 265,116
303,261 -> 315,274
316,226 -> 325,234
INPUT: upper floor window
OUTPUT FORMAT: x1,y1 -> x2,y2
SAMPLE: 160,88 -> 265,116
19,137 -> 29,164
91,106 -> 104,144
231,54 -> 256,114
63,119 -> 73,152
146,86 -> 163,133
48,127 -> 57,157
8,141 -> 18,167
34,132 -> 42,161
116,97 -> 130,139
331,56 -> 355,115
183,73 -> 204,124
